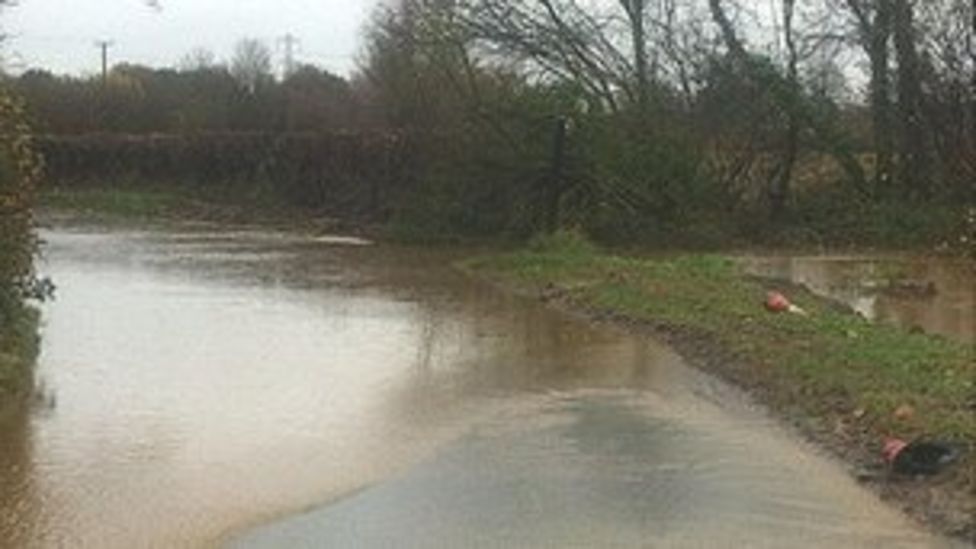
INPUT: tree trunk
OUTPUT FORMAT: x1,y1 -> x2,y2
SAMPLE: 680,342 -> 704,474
621,0 -> 649,112
545,117 -> 568,232
771,0 -> 800,221
893,0 -> 928,196
870,0 -> 894,189
708,0 -> 747,60
710,0 -> 800,220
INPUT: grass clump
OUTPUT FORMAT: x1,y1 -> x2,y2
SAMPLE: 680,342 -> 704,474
527,228 -> 598,257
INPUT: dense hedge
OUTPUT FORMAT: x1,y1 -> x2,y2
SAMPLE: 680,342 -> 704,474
0,89 -> 42,400
0,91 -> 42,312
37,129 -> 976,249
37,132 -> 416,219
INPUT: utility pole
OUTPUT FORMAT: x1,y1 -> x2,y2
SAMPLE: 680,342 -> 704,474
279,33 -> 299,79
95,39 -> 113,86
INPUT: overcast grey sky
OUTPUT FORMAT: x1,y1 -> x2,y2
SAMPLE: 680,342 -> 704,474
3,0 -> 380,77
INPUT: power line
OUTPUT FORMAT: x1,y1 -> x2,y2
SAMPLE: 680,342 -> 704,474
9,33 -> 93,44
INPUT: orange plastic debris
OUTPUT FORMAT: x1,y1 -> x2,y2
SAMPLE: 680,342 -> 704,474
764,291 -> 808,316
882,437 -> 909,463
765,291 -> 791,313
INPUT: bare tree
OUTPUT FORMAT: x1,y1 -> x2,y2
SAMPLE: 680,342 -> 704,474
840,0 -> 894,187
459,0 -> 623,112
458,0 -> 673,113
891,0 -> 928,195
911,0 -> 976,193
619,0 -> 649,110
708,0 -> 866,217
773,0 -> 800,219
360,1 -> 461,128
230,38 -> 273,94
179,47 -> 217,72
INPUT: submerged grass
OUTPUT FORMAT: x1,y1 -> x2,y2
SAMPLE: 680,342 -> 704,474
465,231 -> 975,528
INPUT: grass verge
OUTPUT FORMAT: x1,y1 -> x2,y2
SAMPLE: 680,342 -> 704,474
39,184 -> 355,237
41,186 -> 196,219
38,185 -> 479,244
464,230 -> 975,540
40,183 -> 297,224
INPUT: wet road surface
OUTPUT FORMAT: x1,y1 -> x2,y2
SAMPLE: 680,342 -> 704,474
234,391 -> 952,548
0,223 -> 955,548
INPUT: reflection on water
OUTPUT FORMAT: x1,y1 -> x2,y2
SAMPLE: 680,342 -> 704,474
4,225 -> 693,548
0,225 -> 951,548
0,406 -> 37,547
739,255 -> 975,345
236,391 -> 952,548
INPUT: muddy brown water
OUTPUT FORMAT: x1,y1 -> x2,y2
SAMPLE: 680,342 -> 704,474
738,255 -> 975,346
0,224 -> 958,548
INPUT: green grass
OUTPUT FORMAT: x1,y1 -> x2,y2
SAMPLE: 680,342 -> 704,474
40,187 -> 204,219
39,180 -> 318,227
41,187 -> 195,219
465,231 -> 975,494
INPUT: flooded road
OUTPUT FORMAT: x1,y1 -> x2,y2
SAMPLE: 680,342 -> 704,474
739,255 -> 975,346
0,223 -> 954,548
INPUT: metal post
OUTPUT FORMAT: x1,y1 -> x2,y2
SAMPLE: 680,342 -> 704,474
546,116 -> 568,233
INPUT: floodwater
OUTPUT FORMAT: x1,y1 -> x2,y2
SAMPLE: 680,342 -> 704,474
0,223 -> 955,548
739,255 -> 975,346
